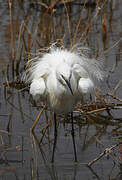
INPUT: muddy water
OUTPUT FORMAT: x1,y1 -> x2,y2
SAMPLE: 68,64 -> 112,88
0,1 -> 122,180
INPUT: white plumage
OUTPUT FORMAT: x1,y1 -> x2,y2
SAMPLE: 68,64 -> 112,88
24,47 -> 105,114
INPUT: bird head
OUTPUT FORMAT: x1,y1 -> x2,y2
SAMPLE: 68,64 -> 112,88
56,63 -> 73,95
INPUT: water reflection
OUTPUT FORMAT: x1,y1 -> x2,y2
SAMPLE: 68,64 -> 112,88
30,129 -> 122,180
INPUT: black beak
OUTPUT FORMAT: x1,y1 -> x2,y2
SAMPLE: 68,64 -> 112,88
61,75 -> 73,95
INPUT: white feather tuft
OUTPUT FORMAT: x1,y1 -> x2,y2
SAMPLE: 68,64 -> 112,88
78,78 -> 94,94
30,78 -> 45,101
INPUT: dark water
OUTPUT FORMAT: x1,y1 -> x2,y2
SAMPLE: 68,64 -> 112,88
0,0 -> 122,180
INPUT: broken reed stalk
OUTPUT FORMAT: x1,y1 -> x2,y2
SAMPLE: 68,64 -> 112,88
39,116 -> 53,144
87,143 -> 119,166
102,13 -> 107,50
21,18 -> 30,56
28,30 -> 31,61
30,133 -> 38,178
16,20 -> 24,61
31,104 -> 46,132
31,24 -> 39,47
8,0 -> 15,61
63,0 -> 72,47
107,93 -> 122,102
23,21 -> 32,62
72,11 -> 83,48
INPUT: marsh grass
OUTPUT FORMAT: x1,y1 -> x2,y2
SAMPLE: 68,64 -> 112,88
2,0 -> 121,177
6,0 -> 121,136
8,0 -> 108,63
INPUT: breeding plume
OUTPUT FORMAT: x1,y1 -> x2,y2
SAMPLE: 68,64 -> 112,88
24,46 -> 105,162
25,47 -> 104,111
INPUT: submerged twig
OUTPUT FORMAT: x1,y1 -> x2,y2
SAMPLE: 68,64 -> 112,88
88,143 -> 119,166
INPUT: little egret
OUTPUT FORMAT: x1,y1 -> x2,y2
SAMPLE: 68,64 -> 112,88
23,46 -> 105,162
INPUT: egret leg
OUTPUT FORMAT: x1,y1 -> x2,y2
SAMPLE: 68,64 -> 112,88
51,113 -> 57,163
71,112 -> 77,162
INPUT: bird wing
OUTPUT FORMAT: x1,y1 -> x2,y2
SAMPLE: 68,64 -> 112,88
78,78 -> 94,94
72,63 -> 94,94
23,57 -> 51,101
30,78 -> 46,101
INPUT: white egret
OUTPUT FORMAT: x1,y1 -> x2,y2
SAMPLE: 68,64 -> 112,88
23,46 -> 105,162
